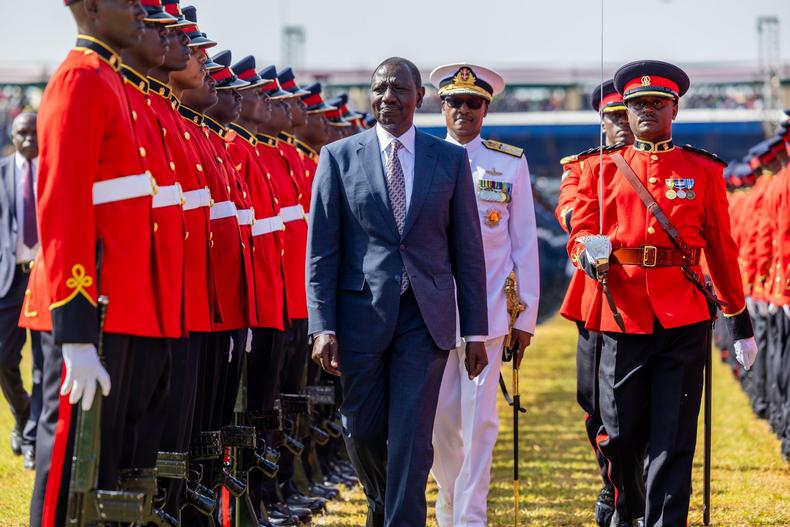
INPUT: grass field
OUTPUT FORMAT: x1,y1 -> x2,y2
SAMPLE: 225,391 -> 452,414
2,317 -> 789,526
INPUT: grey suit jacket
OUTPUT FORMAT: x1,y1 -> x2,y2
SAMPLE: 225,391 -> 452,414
307,127 -> 488,352
0,154 -> 17,297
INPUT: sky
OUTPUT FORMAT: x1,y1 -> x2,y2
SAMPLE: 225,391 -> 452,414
1,0 -> 789,72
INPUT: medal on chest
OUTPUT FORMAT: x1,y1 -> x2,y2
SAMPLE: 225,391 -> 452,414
478,169 -> 512,203
664,178 -> 695,200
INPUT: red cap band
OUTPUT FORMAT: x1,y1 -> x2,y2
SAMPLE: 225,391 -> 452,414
237,69 -> 257,81
302,93 -> 322,106
623,75 -> 679,97
280,79 -> 297,90
141,0 -> 164,7
599,92 -> 624,111
211,67 -> 233,82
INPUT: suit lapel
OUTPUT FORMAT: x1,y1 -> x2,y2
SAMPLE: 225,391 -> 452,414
357,129 -> 399,238
0,156 -> 15,214
403,130 -> 437,237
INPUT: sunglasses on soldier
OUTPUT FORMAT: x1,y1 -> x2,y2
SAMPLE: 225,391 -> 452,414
442,96 -> 486,110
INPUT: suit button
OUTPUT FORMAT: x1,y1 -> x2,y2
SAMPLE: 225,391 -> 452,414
650,154 -> 659,161
648,227 -> 655,234
649,177 -> 658,184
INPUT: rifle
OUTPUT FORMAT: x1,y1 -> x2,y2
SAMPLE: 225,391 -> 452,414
65,295 -> 148,525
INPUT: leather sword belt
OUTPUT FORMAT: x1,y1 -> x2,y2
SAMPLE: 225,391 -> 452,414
280,204 -> 305,223
182,188 -> 212,211
236,208 -> 255,226
92,173 -> 157,205
210,200 -> 238,220
611,246 -> 701,268
152,183 -> 184,208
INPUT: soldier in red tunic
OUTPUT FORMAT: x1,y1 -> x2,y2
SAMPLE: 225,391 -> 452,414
568,60 -> 757,527
23,1 -> 175,525
555,79 -> 633,527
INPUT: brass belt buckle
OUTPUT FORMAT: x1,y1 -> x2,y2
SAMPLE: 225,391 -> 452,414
642,246 -> 658,268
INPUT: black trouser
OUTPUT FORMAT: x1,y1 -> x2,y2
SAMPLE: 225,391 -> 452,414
598,319 -> 708,526
247,327 -> 287,506
36,334 -> 172,527
161,336 -> 198,517
29,331 -> 61,527
22,330 -> 43,453
748,306 -> 769,417
0,266 -> 41,441
574,321 -> 609,487
767,310 -> 788,434
277,318 -> 309,493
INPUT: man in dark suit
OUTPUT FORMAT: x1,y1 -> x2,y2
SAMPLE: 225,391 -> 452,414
0,111 -> 42,470
307,57 -> 489,527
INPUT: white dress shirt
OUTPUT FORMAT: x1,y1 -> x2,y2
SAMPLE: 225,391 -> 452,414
375,123 -> 416,210
14,152 -> 39,264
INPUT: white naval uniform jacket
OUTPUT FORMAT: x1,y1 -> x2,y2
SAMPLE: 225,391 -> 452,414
447,134 -> 540,337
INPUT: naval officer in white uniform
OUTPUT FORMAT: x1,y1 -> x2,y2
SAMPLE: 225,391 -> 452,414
429,63 -> 540,526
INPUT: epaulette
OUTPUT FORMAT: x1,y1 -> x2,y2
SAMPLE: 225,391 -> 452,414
482,139 -> 523,158
562,143 -> 626,165
680,144 -> 728,167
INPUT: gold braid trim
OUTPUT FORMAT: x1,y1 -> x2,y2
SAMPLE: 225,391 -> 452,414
49,264 -> 98,310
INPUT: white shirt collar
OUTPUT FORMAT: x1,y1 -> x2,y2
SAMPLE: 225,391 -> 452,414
376,123 -> 416,155
445,133 -> 482,153
15,152 -> 37,171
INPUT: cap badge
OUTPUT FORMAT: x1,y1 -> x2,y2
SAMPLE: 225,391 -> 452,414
641,76 -> 651,86
453,67 -> 477,88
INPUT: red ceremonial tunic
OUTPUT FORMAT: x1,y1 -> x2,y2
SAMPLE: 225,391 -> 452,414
205,116 -> 257,327
257,133 -> 308,320
294,138 -> 318,213
178,106 -> 247,331
555,155 -> 597,323
120,66 -> 186,338
148,78 -> 217,332
569,141 -> 747,334
226,123 -> 285,330
21,37 -> 159,343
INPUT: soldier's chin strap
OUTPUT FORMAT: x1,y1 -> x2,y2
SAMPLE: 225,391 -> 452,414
500,345 -> 527,413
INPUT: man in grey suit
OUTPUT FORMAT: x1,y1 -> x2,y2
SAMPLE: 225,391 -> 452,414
0,112 -> 43,470
307,57 -> 489,527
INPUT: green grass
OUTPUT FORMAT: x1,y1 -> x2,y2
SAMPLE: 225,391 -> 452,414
317,315 -> 790,527
2,318 -> 789,526
0,334 -> 35,527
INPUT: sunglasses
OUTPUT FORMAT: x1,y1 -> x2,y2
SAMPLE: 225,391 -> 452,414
443,96 -> 486,110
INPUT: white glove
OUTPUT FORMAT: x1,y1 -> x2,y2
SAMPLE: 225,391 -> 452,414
245,329 -> 253,353
783,305 -> 790,320
768,303 -> 778,315
228,337 -> 234,363
61,343 -> 111,411
733,337 -> 758,371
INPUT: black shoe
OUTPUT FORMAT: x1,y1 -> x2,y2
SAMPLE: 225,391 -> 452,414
637,518 -> 645,527
285,491 -> 326,514
23,448 -> 35,471
610,517 -> 641,527
308,482 -> 339,500
595,486 -> 615,527
10,428 -> 22,456
269,501 -> 310,524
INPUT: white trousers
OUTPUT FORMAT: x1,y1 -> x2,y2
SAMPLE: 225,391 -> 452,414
431,335 -> 505,527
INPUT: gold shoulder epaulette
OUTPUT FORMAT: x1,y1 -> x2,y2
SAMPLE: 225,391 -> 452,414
680,144 -> 728,167
560,154 -> 578,166
482,139 -> 524,158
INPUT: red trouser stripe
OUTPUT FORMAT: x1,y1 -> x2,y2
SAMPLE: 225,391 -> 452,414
42,367 -> 73,527
596,433 -> 618,506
